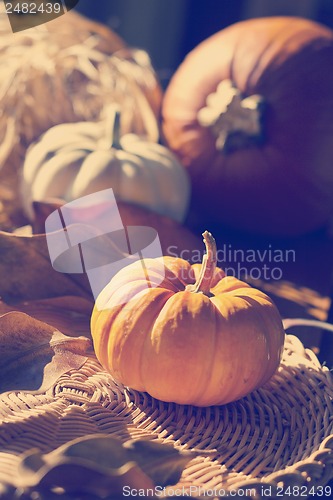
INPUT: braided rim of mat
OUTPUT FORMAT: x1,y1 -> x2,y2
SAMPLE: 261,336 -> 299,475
1,332 -> 333,498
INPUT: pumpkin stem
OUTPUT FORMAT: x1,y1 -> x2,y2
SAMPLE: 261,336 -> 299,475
197,79 -> 265,154
103,106 -> 122,150
186,231 -> 217,296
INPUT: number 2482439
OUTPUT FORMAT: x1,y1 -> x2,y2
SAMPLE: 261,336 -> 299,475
5,2 -> 62,15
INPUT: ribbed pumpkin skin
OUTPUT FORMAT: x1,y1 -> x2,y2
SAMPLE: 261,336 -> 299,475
162,17 -> 333,236
91,256 -> 285,406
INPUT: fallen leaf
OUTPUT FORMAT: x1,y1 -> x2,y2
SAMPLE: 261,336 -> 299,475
0,296 -> 93,338
0,201 -> 202,304
0,311 -> 92,393
123,439 -> 198,487
0,228 -> 92,302
32,199 -> 202,255
16,434 -> 197,497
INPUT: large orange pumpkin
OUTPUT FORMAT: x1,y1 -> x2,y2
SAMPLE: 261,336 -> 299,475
162,17 -> 333,236
91,231 -> 285,406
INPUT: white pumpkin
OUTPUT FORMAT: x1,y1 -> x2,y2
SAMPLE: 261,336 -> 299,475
21,111 -> 190,223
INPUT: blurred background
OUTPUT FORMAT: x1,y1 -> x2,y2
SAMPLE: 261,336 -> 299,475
74,0 -> 333,359
76,0 -> 333,87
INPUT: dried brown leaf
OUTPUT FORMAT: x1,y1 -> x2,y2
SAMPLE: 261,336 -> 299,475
0,296 -> 93,338
0,200 -> 202,306
31,200 -> 202,258
16,434 -> 197,497
0,311 -> 92,393
0,228 -> 92,302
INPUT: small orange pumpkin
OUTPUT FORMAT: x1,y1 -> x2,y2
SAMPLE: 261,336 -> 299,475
91,231 -> 285,406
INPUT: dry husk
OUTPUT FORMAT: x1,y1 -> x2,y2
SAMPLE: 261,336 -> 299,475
0,11 -> 162,198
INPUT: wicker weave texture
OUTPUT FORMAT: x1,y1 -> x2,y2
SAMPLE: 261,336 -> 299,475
1,334 -> 333,498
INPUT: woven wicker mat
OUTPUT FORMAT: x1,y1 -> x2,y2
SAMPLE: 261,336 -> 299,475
1,334 -> 333,498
